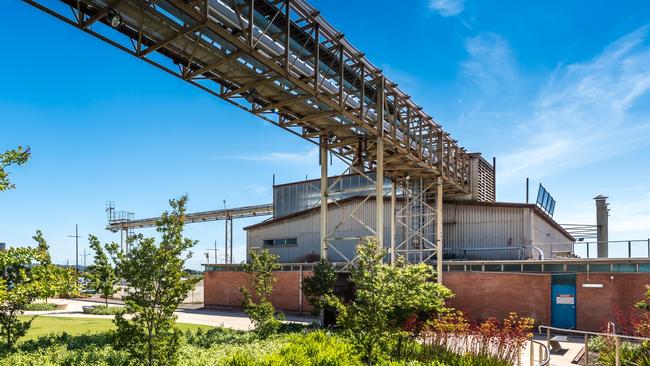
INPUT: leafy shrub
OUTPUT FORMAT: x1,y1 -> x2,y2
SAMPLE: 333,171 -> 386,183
424,311 -> 533,364
24,303 -> 57,311
90,306 -> 126,315
185,327 -> 257,348
303,259 -> 337,316
240,249 -> 283,338
327,238 -> 452,364
0,327 -> 510,366
261,330 -> 362,365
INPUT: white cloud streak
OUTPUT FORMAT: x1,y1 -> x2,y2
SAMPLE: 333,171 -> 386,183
494,26 -> 650,183
428,0 -> 464,17
218,147 -> 319,164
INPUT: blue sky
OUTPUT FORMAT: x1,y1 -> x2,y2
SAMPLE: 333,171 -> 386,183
1,0 -> 650,267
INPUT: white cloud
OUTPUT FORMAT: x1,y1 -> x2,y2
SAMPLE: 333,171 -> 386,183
498,26 -> 650,183
461,33 -> 518,93
218,147 -> 319,164
428,0 -> 464,17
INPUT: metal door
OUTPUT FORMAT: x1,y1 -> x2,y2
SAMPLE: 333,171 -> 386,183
551,283 -> 576,329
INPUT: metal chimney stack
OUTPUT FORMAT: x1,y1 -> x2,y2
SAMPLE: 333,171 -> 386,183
594,195 -> 609,258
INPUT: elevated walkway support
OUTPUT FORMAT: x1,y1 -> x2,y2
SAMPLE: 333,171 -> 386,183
25,0 -> 473,275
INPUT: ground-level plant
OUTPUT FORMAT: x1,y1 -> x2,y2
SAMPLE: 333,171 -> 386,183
108,196 -> 201,366
302,258 -> 337,317
0,325 -> 513,366
240,249 -> 284,338
24,303 -> 57,312
90,306 -> 126,315
0,246 -> 47,349
86,235 -> 119,307
326,237 -> 453,365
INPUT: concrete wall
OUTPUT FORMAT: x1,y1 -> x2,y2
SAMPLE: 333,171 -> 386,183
204,270 -> 313,313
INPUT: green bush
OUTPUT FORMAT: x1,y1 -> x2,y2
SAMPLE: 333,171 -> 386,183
90,306 -> 125,315
598,340 -> 650,366
24,303 -> 57,311
0,327 -> 511,366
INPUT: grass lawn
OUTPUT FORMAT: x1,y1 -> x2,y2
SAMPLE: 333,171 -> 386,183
19,316 -> 213,341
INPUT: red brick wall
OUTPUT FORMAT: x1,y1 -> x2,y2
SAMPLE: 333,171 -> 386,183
204,270 -> 650,332
444,272 -> 552,326
204,270 -> 313,313
576,273 -> 650,331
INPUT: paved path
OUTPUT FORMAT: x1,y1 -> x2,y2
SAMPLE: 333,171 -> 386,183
26,299 -> 314,331
521,334 -> 589,366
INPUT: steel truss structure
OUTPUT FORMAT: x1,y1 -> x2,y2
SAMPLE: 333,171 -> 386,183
25,0 -> 473,277
106,203 -> 273,263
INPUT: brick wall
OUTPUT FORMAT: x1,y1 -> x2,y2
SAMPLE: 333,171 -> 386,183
204,270 -> 650,332
444,272 -> 552,326
576,273 -> 650,331
204,270 -> 313,313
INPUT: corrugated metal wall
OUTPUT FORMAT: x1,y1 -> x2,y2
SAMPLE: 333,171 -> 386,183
443,203 -> 530,260
247,200 -> 571,263
273,174 -> 390,218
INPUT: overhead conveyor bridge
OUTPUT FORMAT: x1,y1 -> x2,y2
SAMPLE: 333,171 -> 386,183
24,0 -> 470,192
25,0 -> 483,274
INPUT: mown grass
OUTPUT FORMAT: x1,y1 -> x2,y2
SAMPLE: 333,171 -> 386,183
18,316 -> 212,341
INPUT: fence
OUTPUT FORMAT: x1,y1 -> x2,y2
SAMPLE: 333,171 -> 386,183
538,325 -> 650,366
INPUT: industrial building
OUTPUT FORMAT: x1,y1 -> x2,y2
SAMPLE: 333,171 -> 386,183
30,0 -> 650,335
246,172 -> 574,263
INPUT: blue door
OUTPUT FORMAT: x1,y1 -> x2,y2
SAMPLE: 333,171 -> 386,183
551,283 -> 576,329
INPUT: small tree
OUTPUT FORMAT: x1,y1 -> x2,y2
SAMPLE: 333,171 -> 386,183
0,247 -> 43,349
303,259 -> 337,317
240,249 -> 283,337
327,238 -> 452,365
0,146 -> 30,192
29,231 -> 61,303
87,235 -> 118,306
109,196 -> 200,366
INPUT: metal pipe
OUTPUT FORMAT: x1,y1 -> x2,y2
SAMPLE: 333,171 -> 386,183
584,334 -> 589,365
376,76 -> 384,249
436,176 -> 443,284
319,135 -> 328,260
390,180 -> 396,265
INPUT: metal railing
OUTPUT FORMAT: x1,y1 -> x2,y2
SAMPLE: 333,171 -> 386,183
573,239 -> 650,259
526,339 -> 550,366
539,325 -> 650,366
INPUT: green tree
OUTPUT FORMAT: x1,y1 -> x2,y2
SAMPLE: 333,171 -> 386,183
109,196 -> 200,366
240,249 -> 283,338
0,246 -> 43,349
327,238 -> 452,365
303,259 -> 337,317
29,231 -> 61,303
0,146 -> 30,191
87,235 -> 118,306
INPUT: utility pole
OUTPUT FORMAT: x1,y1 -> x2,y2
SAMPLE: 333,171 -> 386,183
67,224 -> 80,272
80,248 -> 90,270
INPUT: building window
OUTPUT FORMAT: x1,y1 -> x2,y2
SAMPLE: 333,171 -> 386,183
263,238 -> 298,246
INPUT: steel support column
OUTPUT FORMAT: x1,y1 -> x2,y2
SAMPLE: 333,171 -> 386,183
390,180 -> 397,265
436,176 -> 443,284
375,76 -> 385,248
319,135 -> 328,260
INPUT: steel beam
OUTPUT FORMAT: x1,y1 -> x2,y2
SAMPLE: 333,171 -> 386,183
436,176 -> 443,284
319,134 -> 328,260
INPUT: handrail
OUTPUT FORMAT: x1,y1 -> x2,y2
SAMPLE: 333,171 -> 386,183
529,339 -> 550,366
538,325 -> 650,342
538,325 -> 650,366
